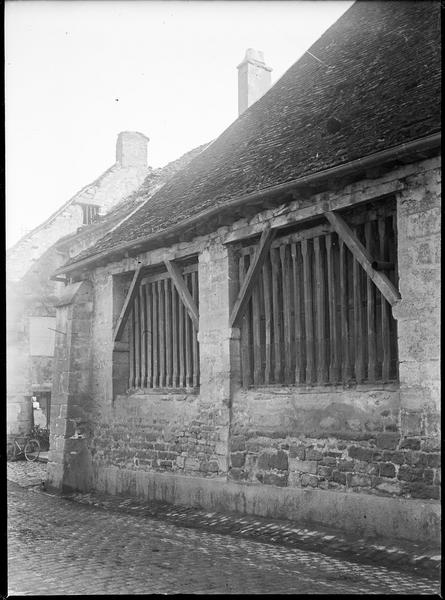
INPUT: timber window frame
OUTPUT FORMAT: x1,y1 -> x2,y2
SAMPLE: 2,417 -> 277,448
114,258 -> 200,391
231,198 -> 400,388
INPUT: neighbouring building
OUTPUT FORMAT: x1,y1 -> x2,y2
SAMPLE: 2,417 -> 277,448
48,1 -> 440,543
6,131 -> 208,437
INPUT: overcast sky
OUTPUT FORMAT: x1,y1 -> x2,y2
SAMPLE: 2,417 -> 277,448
5,0 -> 353,248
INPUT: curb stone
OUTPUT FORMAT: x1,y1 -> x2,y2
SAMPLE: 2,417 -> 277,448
22,480 -> 440,580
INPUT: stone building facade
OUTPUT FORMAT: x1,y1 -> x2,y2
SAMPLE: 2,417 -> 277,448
47,2 -> 440,543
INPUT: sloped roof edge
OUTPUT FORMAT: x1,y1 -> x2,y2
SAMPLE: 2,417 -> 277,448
7,163 -> 118,254
53,132 -> 441,278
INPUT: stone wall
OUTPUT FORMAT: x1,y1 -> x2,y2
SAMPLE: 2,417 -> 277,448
395,163 -> 441,459
229,385 -> 440,500
46,281 -> 95,492
84,242 -> 232,482
47,156 -> 440,539
226,157 -> 441,502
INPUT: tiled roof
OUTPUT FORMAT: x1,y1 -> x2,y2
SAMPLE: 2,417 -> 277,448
64,0 -> 441,269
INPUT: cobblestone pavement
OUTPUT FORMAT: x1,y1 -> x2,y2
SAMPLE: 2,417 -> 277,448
7,462 -> 441,595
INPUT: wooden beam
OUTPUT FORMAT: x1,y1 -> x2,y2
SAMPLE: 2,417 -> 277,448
230,225 -> 276,328
113,264 -> 144,343
325,211 -> 400,306
164,259 -> 199,330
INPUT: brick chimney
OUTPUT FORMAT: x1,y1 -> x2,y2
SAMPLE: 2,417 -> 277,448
237,49 -> 272,116
116,131 -> 149,167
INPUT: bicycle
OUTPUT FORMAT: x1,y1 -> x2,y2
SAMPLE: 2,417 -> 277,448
7,435 -> 41,462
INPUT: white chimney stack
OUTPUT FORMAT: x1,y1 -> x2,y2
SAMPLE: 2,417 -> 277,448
237,49 -> 272,116
116,131 -> 149,167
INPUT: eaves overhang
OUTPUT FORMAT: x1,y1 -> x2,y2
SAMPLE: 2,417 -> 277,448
53,131 -> 441,280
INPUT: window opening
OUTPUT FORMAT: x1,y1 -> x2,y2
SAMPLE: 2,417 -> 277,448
127,263 -> 199,390
236,200 -> 398,387
81,204 -> 100,225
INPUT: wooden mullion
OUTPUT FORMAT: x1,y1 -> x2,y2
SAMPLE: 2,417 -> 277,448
251,248 -> 262,385
139,285 -> 147,388
262,257 -> 272,385
152,283 -> 159,387
157,281 -> 165,387
165,278 -> 172,387
185,274 -> 193,387
171,283 -> 178,388
134,292 -> 141,387
314,236 -> 328,384
192,270 -> 200,388
379,218 -> 391,381
339,240 -> 351,382
128,306 -> 135,389
389,213 -> 399,380
271,247 -> 282,383
301,239 -> 314,384
326,233 -> 339,383
178,286 -> 185,387
353,246 -> 365,383
145,284 -> 153,388
239,254 -> 251,387
280,245 -> 293,383
291,243 -> 303,383
365,222 -> 377,382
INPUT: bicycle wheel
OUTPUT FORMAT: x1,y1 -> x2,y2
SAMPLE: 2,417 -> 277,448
24,438 -> 40,462
7,441 -> 16,461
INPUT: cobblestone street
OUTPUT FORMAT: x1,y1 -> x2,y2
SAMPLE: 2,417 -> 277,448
7,463 -> 440,595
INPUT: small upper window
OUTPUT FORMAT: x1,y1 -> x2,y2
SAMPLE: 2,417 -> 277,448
81,204 -> 100,225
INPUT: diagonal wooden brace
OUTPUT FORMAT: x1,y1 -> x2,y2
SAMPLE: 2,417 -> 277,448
113,264 -> 144,343
325,211 -> 401,306
164,259 -> 199,330
230,224 -> 276,328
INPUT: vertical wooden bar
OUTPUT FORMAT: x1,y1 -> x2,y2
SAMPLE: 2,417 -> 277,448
280,244 -> 293,383
270,247 -> 282,383
291,243 -> 303,383
139,285 -> 147,387
151,283 -> 158,387
157,281 -> 165,387
379,218 -> 390,381
326,233 -> 339,383
314,236 -> 328,383
192,270 -> 200,387
251,248 -> 262,385
301,239 -> 314,384
158,280 -> 165,387
178,284 -> 185,387
339,240 -> 351,382
165,278 -> 172,387
390,212 -> 399,380
353,249 -> 364,383
128,306 -> 135,388
184,273 -> 193,387
239,254 -> 251,387
171,282 -> 178,387
365,221 -> 377,382
133,293 -> 141,387
145,284 -> 153,388
262,257 -> 272,385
